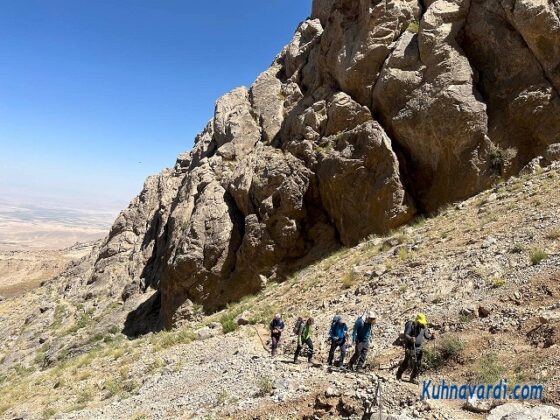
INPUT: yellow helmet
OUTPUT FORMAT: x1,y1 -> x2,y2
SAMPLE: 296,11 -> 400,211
416,313 -> 428,327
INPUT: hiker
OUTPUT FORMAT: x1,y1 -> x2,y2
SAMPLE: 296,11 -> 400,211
347,311 -> 376,371
294,317 -> 314,363
269,313 -> 285,356
327,315 -> 348,366
396,313 -> 435,385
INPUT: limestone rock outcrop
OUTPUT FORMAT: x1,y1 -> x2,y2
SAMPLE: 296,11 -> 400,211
83,0 -> 560,328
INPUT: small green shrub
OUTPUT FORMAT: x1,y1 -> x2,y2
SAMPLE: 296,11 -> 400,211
51,304 -> 67,329
341,272 -> 358,289
475,352 -> 506,383
42,407 -> 56,419
492,277 -> 506,288
220,314 -> 238,334
407,20 -> 419,33
423,346 -> 439,370
103,378 -> 138,398
65,309 -> 95,335
75,349 -> 101,369
13,364 -> 35,376
396,232 -> 409,244
256,375 -> 274,397
438,335 -> 465,361
423,335 -> 464,370
317,141 -> 335,155
103,379 -> 120,397
488,146 -> 516,177
34,343 -> 49,367
76,389 -> 92,405
397,247 -> 411,261
546,228 -> 560,240
216,389 -> 229,406
151,328 -> 196,351
412,215 -> 427,227
107,325 -> 120,335
529,248 -> 548,265
381,243 -> 392,252
146,358 -> 165,374
103,335 -> 114,344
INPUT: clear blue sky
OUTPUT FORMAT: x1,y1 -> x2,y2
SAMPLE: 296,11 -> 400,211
0,0 -> 311,209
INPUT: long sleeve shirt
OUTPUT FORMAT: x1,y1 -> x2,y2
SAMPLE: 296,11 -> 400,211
404,321 -> 433,350
329,322 -> 348,342
270,319 -> 285,333
352,316 -> 373,344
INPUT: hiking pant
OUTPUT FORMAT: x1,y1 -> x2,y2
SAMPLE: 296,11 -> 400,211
348,342 -> 369,369
271,332 -> 281,356
327,339 -> 346,366
294,337 -> 314,362
396,349 -> 423,380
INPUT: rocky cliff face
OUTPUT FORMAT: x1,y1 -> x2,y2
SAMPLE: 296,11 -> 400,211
89,0 -> 560,328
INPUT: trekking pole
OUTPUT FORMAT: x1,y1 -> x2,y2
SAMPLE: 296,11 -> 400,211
320,335 -> 325,364
377,376 -> 383,420
251,325 -> 271,352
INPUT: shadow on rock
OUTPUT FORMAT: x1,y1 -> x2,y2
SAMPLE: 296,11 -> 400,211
123,290 -> 164,338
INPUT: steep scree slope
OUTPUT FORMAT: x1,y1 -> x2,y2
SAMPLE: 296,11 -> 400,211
0,163 -> 559,419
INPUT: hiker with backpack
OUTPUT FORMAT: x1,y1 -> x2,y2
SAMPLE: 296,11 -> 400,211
294,317 -> 314,363
327,315 -> 348,366
269,313 -> 285,357
396,313 -> 435,385
347,311 -> 377,371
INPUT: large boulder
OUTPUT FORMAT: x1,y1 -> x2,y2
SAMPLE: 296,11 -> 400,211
462,0 -> 560,169
487,403 -> 560,420
213,87 -> 262,160
374,0 -> 494,211
317,0 -> 420,106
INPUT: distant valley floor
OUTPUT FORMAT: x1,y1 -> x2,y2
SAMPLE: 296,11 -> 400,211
0,243 -> 95,299
0,198 -> 112,298
0,198 -> 116,250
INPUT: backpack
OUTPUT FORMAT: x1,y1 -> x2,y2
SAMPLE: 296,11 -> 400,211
394,320 -> 414,346
293,317 -> 303,335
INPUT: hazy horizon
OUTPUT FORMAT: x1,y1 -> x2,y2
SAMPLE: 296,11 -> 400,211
0,0 -> 310,212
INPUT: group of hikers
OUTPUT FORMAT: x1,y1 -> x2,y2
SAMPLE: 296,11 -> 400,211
269,311 -> 435,384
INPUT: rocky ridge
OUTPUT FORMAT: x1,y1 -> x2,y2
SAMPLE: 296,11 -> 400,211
79,0 -> 560,330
